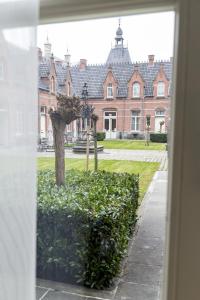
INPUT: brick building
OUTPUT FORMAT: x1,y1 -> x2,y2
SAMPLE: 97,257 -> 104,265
38,24 -> 172,141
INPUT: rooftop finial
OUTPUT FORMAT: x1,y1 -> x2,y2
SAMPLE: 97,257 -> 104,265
44,33 -> 52,58
115,18 -> 124,47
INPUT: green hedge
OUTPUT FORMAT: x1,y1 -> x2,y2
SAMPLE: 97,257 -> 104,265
150,133 -> 167,143
96,132 -> 106,141
37,170 -> 139,289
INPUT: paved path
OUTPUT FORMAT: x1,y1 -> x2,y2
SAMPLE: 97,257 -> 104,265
36,171 -> 167,300
38,149 -> 168,171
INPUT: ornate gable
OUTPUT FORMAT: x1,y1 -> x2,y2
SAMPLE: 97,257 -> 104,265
103,65 -> 118,99
153,63 -> 169,98
128,64 -> 145,99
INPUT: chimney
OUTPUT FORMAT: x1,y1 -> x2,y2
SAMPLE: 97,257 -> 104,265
148,54 -> 155,66
44,37 -> 52,58
38,47 -> 42,62
79,59 -> 87,70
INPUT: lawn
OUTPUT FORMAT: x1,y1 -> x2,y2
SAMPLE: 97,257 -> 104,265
98,139 -> 166,150
38,158 -> 159,202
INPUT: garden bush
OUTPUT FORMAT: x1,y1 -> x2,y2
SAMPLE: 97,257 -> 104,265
150,133 -> 167,143
96,132 -> 106,141
37,170 -> 139,289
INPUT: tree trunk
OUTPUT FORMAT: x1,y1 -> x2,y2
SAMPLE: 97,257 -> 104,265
51,118 -> 66,186
94,120 -> 98,171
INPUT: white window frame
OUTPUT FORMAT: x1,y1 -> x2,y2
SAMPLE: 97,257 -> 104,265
131,111 -> 140,132
104,111 -> 117,131
107,83 -> 113,98
157,81 -> 165,97
40,106 -> 46,114
132,82 -> 140,98
0,1 -> 186,300
38,2 -> 200,299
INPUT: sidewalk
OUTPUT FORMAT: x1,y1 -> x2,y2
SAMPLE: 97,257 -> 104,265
36,170 -> 167,300
38,149 -> 168,171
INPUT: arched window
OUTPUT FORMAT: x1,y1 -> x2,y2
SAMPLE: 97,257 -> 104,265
132,82 -> 140,98
50,76 -> 55,93
157,81 -> 165,97
107,83 -> 113,98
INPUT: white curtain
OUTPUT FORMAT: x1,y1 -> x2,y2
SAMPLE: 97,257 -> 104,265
0,1 -> 38,299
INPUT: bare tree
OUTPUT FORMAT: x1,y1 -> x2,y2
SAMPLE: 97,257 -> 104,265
49,95 -> 82,186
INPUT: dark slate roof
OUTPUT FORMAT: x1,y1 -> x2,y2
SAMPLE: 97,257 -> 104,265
106,47 -> 132,64
39,58 -> 172,98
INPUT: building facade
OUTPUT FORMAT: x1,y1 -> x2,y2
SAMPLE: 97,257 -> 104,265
38,24 -> 172,141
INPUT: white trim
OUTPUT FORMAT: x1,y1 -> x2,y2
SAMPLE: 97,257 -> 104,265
163,1 -> 200,300
40,0 -> 175,24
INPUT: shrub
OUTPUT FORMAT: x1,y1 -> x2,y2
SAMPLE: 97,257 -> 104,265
150,133 -> 167,143
96,132 -> 106,141
37,170 -> 139,289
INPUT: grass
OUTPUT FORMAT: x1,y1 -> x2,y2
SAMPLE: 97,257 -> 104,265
38,158 -> 159,202
98,140 -> 166,150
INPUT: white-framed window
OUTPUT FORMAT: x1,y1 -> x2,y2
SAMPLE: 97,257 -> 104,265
40,106 -> 46,114
132,82 -> 140,98
155,109 -> 165,116
0,62 -> 4,80
157,81 -> 165,97
107,83 -> 113,98
104,111 -> 116,131
50,76 -> 55,93
131,111 -> 140,131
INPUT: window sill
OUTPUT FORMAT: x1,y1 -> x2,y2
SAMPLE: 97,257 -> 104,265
156,96 -> 166,99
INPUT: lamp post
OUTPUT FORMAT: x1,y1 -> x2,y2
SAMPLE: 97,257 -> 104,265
81,83 -> 94,171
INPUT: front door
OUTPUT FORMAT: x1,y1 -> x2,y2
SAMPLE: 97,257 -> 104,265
104,111 -> 117,139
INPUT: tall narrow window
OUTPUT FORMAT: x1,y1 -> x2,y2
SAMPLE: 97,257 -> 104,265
107,83 -> 113,98
133,82 -> 140,98
131,111 -> 140,131
157,81 -> 165,97
50,76 -> 55,93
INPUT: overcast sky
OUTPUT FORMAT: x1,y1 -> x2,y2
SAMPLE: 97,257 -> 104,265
37,12 -> 174,65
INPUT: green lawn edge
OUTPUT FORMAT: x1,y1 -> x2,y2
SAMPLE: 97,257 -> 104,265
98,140 -> 165,150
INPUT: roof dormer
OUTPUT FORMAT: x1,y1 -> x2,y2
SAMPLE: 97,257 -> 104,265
128,64 -> 145,99
153,63 -> 169,98
103,65 -> 118,100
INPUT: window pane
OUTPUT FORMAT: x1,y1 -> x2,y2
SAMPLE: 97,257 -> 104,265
132,111 -> 139,116
157,81 -> 165,96
105,119 -> 109,130
112,119 -> 116,131
133,82 -> 140,97
105,112 -> 116,116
